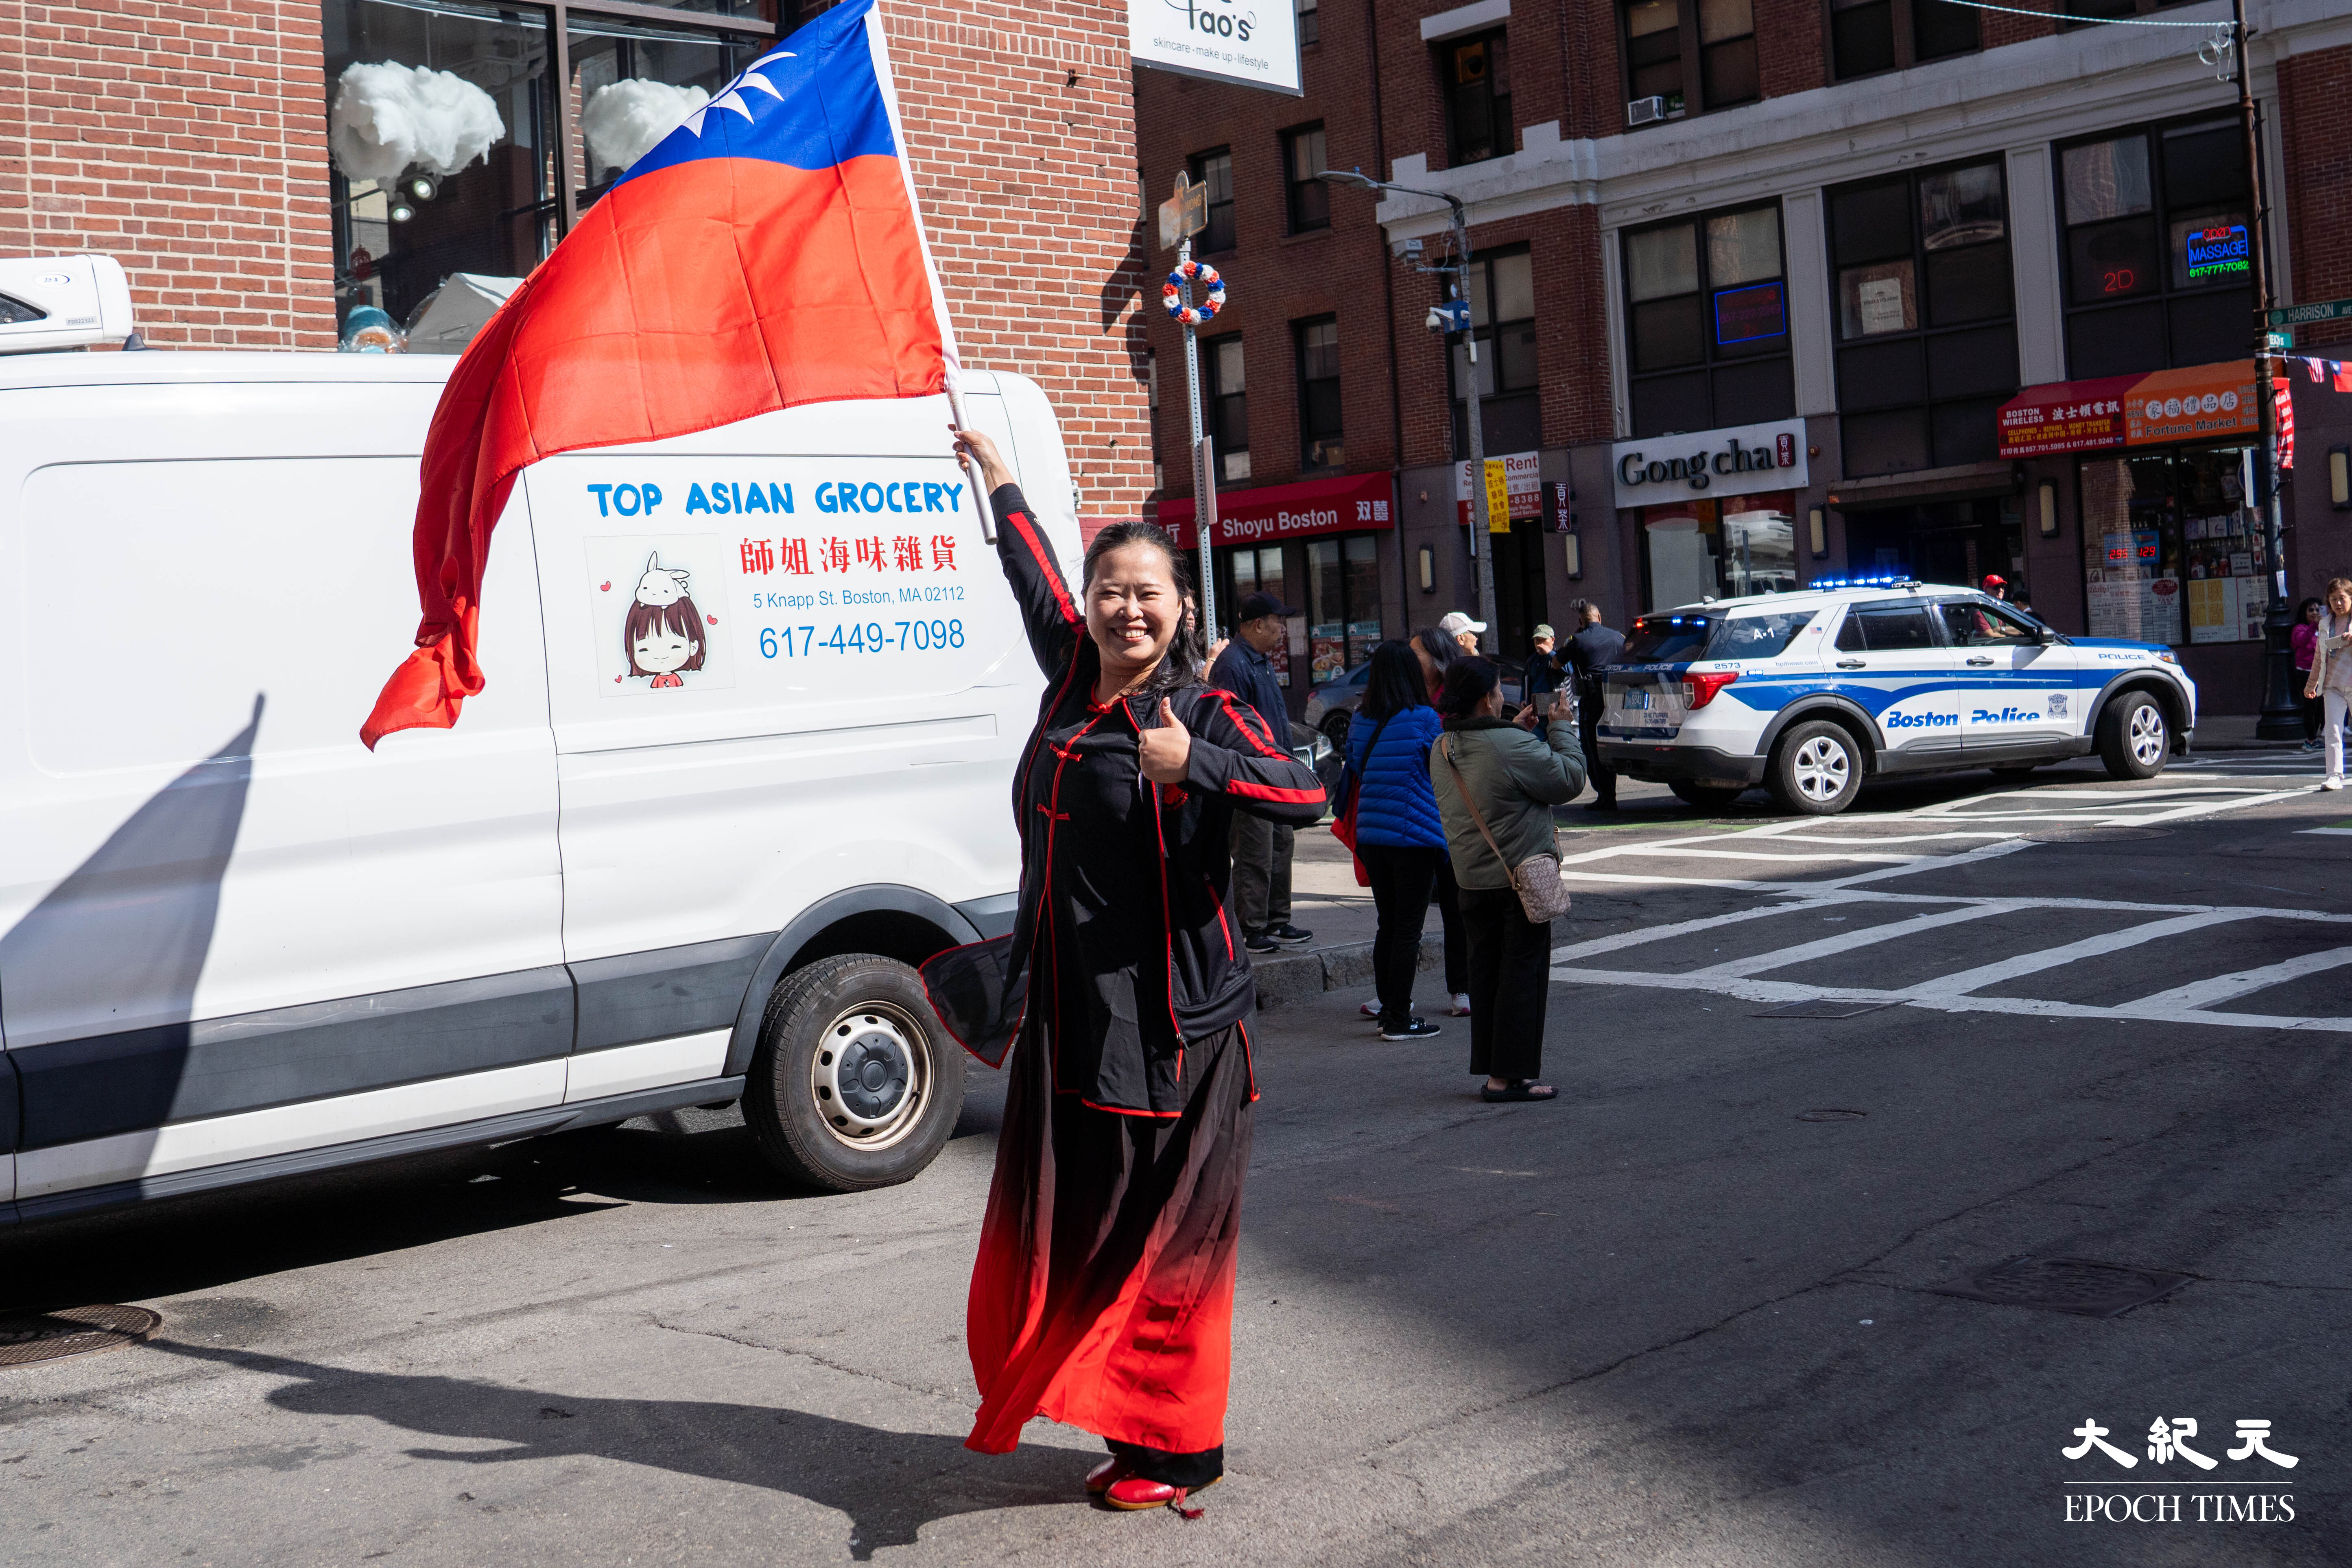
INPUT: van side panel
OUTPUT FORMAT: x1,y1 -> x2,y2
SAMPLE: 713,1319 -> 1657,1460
0,384 -> 569,1199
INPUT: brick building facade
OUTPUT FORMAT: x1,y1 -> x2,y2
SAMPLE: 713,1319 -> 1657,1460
1140,0 -> 2352,720
0,0 -> 1153,516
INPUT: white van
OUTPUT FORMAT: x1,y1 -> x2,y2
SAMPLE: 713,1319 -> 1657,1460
0,350 -> 1077,1222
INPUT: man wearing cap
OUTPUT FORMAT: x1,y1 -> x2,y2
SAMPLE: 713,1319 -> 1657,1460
1210,592 -> 1315,953
1983,574 -> 2010,603
1438,609 -> 1486,657
1525,623 -> 1564,739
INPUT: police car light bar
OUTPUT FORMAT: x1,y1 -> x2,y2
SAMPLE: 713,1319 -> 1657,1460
1807,575 -> 1921,591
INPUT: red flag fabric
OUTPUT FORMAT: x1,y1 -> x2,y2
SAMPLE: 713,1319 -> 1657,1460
362,0 -> 953,747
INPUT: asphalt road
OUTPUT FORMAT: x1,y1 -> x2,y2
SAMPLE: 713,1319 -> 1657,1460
4,753 -> 2350,1566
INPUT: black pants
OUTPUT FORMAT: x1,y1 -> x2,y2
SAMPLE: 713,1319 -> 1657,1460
1459,884 -> 1554,1082
2302,688 -> 2322,742
1579,704 -> 1615,804
1433,857 -> 1469,995
1359,844 -> 1443,1024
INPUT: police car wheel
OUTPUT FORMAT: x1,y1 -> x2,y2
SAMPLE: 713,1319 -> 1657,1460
1669,780 -> 1747,810
2097,692 -> 2168,781
743,953 -> 966,1193
1766,720 -> 1862,816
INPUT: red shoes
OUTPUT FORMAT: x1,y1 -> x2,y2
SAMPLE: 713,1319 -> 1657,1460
1083,1456 -> 1134,1496
1094,1468 -> 1218,1515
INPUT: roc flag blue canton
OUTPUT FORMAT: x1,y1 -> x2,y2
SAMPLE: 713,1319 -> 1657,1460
364,0 -> 957,748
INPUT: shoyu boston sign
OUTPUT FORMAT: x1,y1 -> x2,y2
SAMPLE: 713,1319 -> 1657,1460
1155,470 -> 1393,549
1612,418 -> 1808,509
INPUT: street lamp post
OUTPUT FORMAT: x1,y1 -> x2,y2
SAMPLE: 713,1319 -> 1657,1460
1321,170 -> 1499,654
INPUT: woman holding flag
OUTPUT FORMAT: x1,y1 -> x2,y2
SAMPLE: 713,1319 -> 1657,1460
927,428 -> 1324,1513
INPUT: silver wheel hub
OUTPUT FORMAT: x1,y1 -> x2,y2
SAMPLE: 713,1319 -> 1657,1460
811,1006 -> 929,1150
1792,735 -> 1850,802
2129,705 -> 2165,767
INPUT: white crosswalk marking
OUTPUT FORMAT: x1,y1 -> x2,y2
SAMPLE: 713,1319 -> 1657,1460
1551,769 -> 2339,1031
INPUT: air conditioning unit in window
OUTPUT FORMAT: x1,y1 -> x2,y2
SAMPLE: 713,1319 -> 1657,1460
1627,96 -> 1668,127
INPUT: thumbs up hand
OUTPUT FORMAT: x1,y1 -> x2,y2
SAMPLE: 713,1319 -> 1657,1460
1138,697 -> 1193,784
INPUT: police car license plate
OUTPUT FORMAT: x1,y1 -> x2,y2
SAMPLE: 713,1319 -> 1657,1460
1622,689 -> 1650,710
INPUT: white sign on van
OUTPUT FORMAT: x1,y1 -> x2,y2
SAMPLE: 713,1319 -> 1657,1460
1611,417 -> 1809,509
1131,0 -> 1302,96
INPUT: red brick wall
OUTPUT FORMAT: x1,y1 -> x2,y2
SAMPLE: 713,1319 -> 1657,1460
0,0 -> 338,347
2280,43 -> 2352,356
884,0 -> 1155,520
1755,0 -> 1825,98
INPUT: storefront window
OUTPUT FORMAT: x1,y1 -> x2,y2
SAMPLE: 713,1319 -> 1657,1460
1622,203 -> 1792,438
1225,545 -> 1294,687
1306,535 -> 1383,679
571,17 -> 754,203
2079,446 -> 2262,645
1450,248 -> 1540,458
1640,491 -> 1796,611
325,0 -> 558,339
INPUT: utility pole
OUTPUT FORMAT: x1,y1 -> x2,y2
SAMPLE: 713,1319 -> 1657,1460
1320,169 -> 1500,653
2233,0 -> 2299,739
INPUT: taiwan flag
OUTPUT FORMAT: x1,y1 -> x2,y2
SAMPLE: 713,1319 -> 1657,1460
361,0 -> 958,748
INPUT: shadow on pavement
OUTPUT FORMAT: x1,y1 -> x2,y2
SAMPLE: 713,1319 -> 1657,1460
152,1341 -> 1081,1561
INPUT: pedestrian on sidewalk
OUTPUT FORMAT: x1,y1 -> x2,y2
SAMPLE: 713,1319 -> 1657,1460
2306,579 -> 2352,788
1347,640 -> 1450,1040
1564,600 -> 1624,812
1211,591 -> 1314,952
1439,609 -> 1485,657
1525,623 -> 1563,740
1431,657 -> 1585,1102
1411,627 -> 1473,1017
2295,596 -> 2324,751
937,428 -> 1325,1513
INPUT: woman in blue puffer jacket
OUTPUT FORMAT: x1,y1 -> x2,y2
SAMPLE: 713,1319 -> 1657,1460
1347,641 -> 1451,1040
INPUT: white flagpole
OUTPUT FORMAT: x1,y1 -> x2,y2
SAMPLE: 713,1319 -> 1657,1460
861,1 -> 995,539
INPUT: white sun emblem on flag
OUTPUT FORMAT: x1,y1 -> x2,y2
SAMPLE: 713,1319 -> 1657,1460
680,48 -> 796,138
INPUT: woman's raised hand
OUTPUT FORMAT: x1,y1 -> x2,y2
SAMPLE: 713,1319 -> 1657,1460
950,426 -> 1017,494
1139,698 -> 1193,784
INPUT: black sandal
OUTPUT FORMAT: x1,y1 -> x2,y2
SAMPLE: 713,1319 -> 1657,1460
1481,1079 -> 1557,1103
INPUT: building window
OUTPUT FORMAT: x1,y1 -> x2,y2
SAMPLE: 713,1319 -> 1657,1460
1826,0 -> 1979,80
1296,317 -> 1344,470
1621,203 -> 1791,437
1440,31 -> 1512,165
1448,248 -> 1541,457
1189,148 -> 1236,253
1619,0 -> 1757,127
1205,334 -> 1250,482
1221,545 -> 1297,684
1296,0 -> 1319,46
1285,126 -> 1330,233
1828,158 -> 2015,476
2079,446 -> 2263,646
1307,535 -> 1384,677
2057,119 -> 2253,378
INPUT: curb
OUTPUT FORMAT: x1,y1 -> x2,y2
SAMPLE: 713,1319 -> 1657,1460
1252,935 -> 1444,1011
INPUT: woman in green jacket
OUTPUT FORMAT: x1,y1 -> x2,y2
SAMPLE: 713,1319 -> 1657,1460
1430,658 -> 1586,1101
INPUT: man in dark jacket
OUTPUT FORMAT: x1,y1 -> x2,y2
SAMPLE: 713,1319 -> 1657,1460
1210,591 -> 1314,951
1565,599 -> 1626,812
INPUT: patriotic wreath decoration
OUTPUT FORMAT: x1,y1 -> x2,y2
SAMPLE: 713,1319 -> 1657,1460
1162,260 -> 1226,325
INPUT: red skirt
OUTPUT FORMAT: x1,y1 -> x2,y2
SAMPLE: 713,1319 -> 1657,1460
963,1019 -> 1254,1462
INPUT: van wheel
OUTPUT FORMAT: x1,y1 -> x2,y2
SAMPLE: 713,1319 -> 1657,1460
1669,779 -> 1747,810
743,954 -> 965,1193
1766,721 -> 1863,815
2097,692 -> 2168,780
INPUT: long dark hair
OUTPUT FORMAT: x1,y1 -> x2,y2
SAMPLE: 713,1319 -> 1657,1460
1437,657 -> 1500,718
1362,640 -> 1429,721
1081,519 -> 1205,691
1414,626 -> 1461,675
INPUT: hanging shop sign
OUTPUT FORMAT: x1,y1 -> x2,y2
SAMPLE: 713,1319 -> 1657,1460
1609,417 -> 1807,509
1998,361 -> 2260,456
1130,0 -> 1302,96
1157,469 -> 1393,548
1454,450 -> 1541,526
1996,374 -> 2141,458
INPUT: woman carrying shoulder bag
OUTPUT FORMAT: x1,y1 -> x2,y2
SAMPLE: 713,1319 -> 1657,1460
1347,641 -> 1449,1040
1430,658 -> 1586,1102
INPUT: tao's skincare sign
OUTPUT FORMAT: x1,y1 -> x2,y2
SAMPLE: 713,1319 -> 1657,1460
1612,418 -> 1808,508
1132,0 -> 1301,95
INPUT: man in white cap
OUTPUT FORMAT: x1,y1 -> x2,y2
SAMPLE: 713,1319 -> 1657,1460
1437,609 -> 1486,657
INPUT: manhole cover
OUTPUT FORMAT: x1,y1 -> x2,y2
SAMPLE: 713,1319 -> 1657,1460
1795,1107 -> 1867,1122
1754,999 -> 1898,1019
1930,1256 -> 2194,1319
2023,827 -> 2174,844
0,1306 -> 162,1368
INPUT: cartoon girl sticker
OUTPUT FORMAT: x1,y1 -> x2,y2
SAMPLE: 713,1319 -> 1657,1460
624,553 -> 706,688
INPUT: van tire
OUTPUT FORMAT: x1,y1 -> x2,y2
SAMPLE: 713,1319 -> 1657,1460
1669,780 -> 1747,810
2096,691 -> 2169,780
1765,720 -> 1863,815
743,954 -> 965,1193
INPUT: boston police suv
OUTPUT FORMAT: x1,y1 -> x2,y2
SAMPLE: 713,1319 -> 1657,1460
1595,577 -> 2197,816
